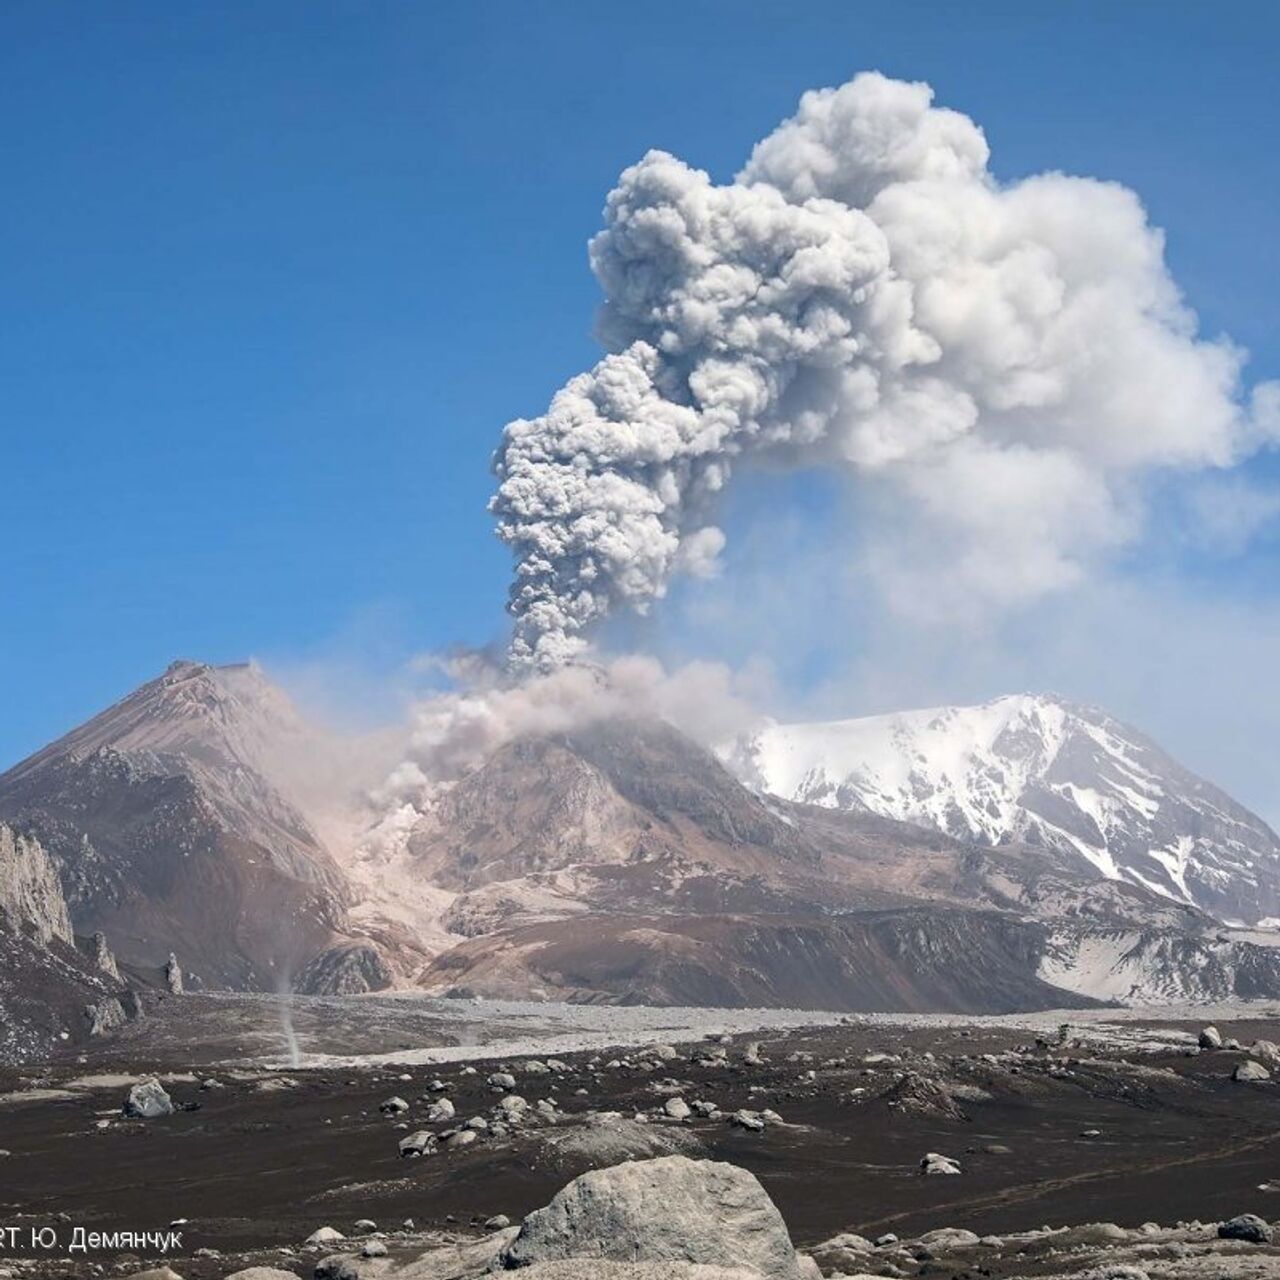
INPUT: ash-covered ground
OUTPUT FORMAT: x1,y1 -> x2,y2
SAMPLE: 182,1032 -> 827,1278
3,995 -> 1280,1278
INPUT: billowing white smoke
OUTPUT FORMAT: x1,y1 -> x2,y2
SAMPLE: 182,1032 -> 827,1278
369,653 -> 763,813
492,72 -> 1278,669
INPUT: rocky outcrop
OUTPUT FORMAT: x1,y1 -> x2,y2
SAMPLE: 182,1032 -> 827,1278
0,824 -> 127,1062
497,1155 -> 802,1278
0,823 -> 72,944
85,995 -> 128,1036
87,930 -> 121,980
294,941 -> 392,995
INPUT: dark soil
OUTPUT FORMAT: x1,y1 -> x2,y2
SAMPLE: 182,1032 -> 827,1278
2,1017 -> 1279,1277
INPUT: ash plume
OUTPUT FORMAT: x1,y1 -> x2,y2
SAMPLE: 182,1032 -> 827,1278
365,652 -> 763,818
492,71 -> 1278,670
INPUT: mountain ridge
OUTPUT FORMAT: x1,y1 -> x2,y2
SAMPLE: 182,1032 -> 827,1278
734,692 -> 1280,925
5,661 -> 1280,1017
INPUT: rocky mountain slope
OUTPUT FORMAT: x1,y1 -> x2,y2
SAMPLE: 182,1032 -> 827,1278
0,823 -> 131,1061
0,660 -> 363,991
397,716 -> 1280,1010
735,693 -> 1280,925
5,662 -> 1280,1016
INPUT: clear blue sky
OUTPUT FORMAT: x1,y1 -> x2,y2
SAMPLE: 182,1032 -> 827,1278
2,2 -> 1277,772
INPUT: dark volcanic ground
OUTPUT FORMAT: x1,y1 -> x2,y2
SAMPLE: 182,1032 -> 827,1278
3,1010 -> 1280,1277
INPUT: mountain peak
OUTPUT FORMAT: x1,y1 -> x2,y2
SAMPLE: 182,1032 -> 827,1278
734,693 -> 1280,924
1,659 -> 307,788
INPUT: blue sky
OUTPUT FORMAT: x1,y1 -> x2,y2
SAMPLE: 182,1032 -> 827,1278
2,2 -> 1277,807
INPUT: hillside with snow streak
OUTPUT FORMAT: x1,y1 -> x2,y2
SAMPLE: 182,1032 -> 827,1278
735,694 -> 1280,925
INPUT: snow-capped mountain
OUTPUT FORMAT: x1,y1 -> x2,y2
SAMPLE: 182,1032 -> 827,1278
734,694 -> 1280,925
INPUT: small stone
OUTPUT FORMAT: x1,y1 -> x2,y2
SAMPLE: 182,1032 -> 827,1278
1199,1025 -> 1223,1049
379,1095 -> 409,1114
485,1214 -> 512,1229
663,1097 -> 691,1120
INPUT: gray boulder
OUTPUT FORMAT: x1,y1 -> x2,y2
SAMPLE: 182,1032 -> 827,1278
222,1270 -> 302,1279
399,1130 -> 436,1158
1233,1060 -> 1271,1082
1219,1213 -> 1273,1243
497,1155 -> 801,1278
123,1078 -> 174,1119
1198,1025 -> 1223,1049
493,1266 -> 759,1279
313,1258 -> 359,1280
1253,1039 -> 1280,1068
426,1097 -> 455,1122
305,1227 -> 345,1246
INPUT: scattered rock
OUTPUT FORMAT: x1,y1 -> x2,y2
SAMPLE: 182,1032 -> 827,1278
498,1155 -> 802,1279
1233,1060 -> 1271,1082
312,1258 -> 359,1280
123,1078 -> 174,1119
85,995 -> 129,1036
1198,1025 -> 1223,1049
1219,1213 -> 1274,1243
426,1097 -> 455,1122
304,1226 -> 345,1247
399,1130 -> 437,1158
664,1097 -> 692,1120
379,1095 -> 409,1114
222,1270 -> 302,1280
920,1152 -> 962,1175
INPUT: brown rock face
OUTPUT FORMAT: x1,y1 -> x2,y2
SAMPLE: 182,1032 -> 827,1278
0,661 -> 353,989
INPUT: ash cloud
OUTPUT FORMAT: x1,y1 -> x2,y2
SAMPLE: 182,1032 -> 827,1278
492,71 -> 1278,670
368,652 -> 764,815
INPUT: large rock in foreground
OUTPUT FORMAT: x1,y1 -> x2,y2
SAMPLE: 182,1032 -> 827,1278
501,1266 -> 765,1279
497,1155 -> 801,1279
